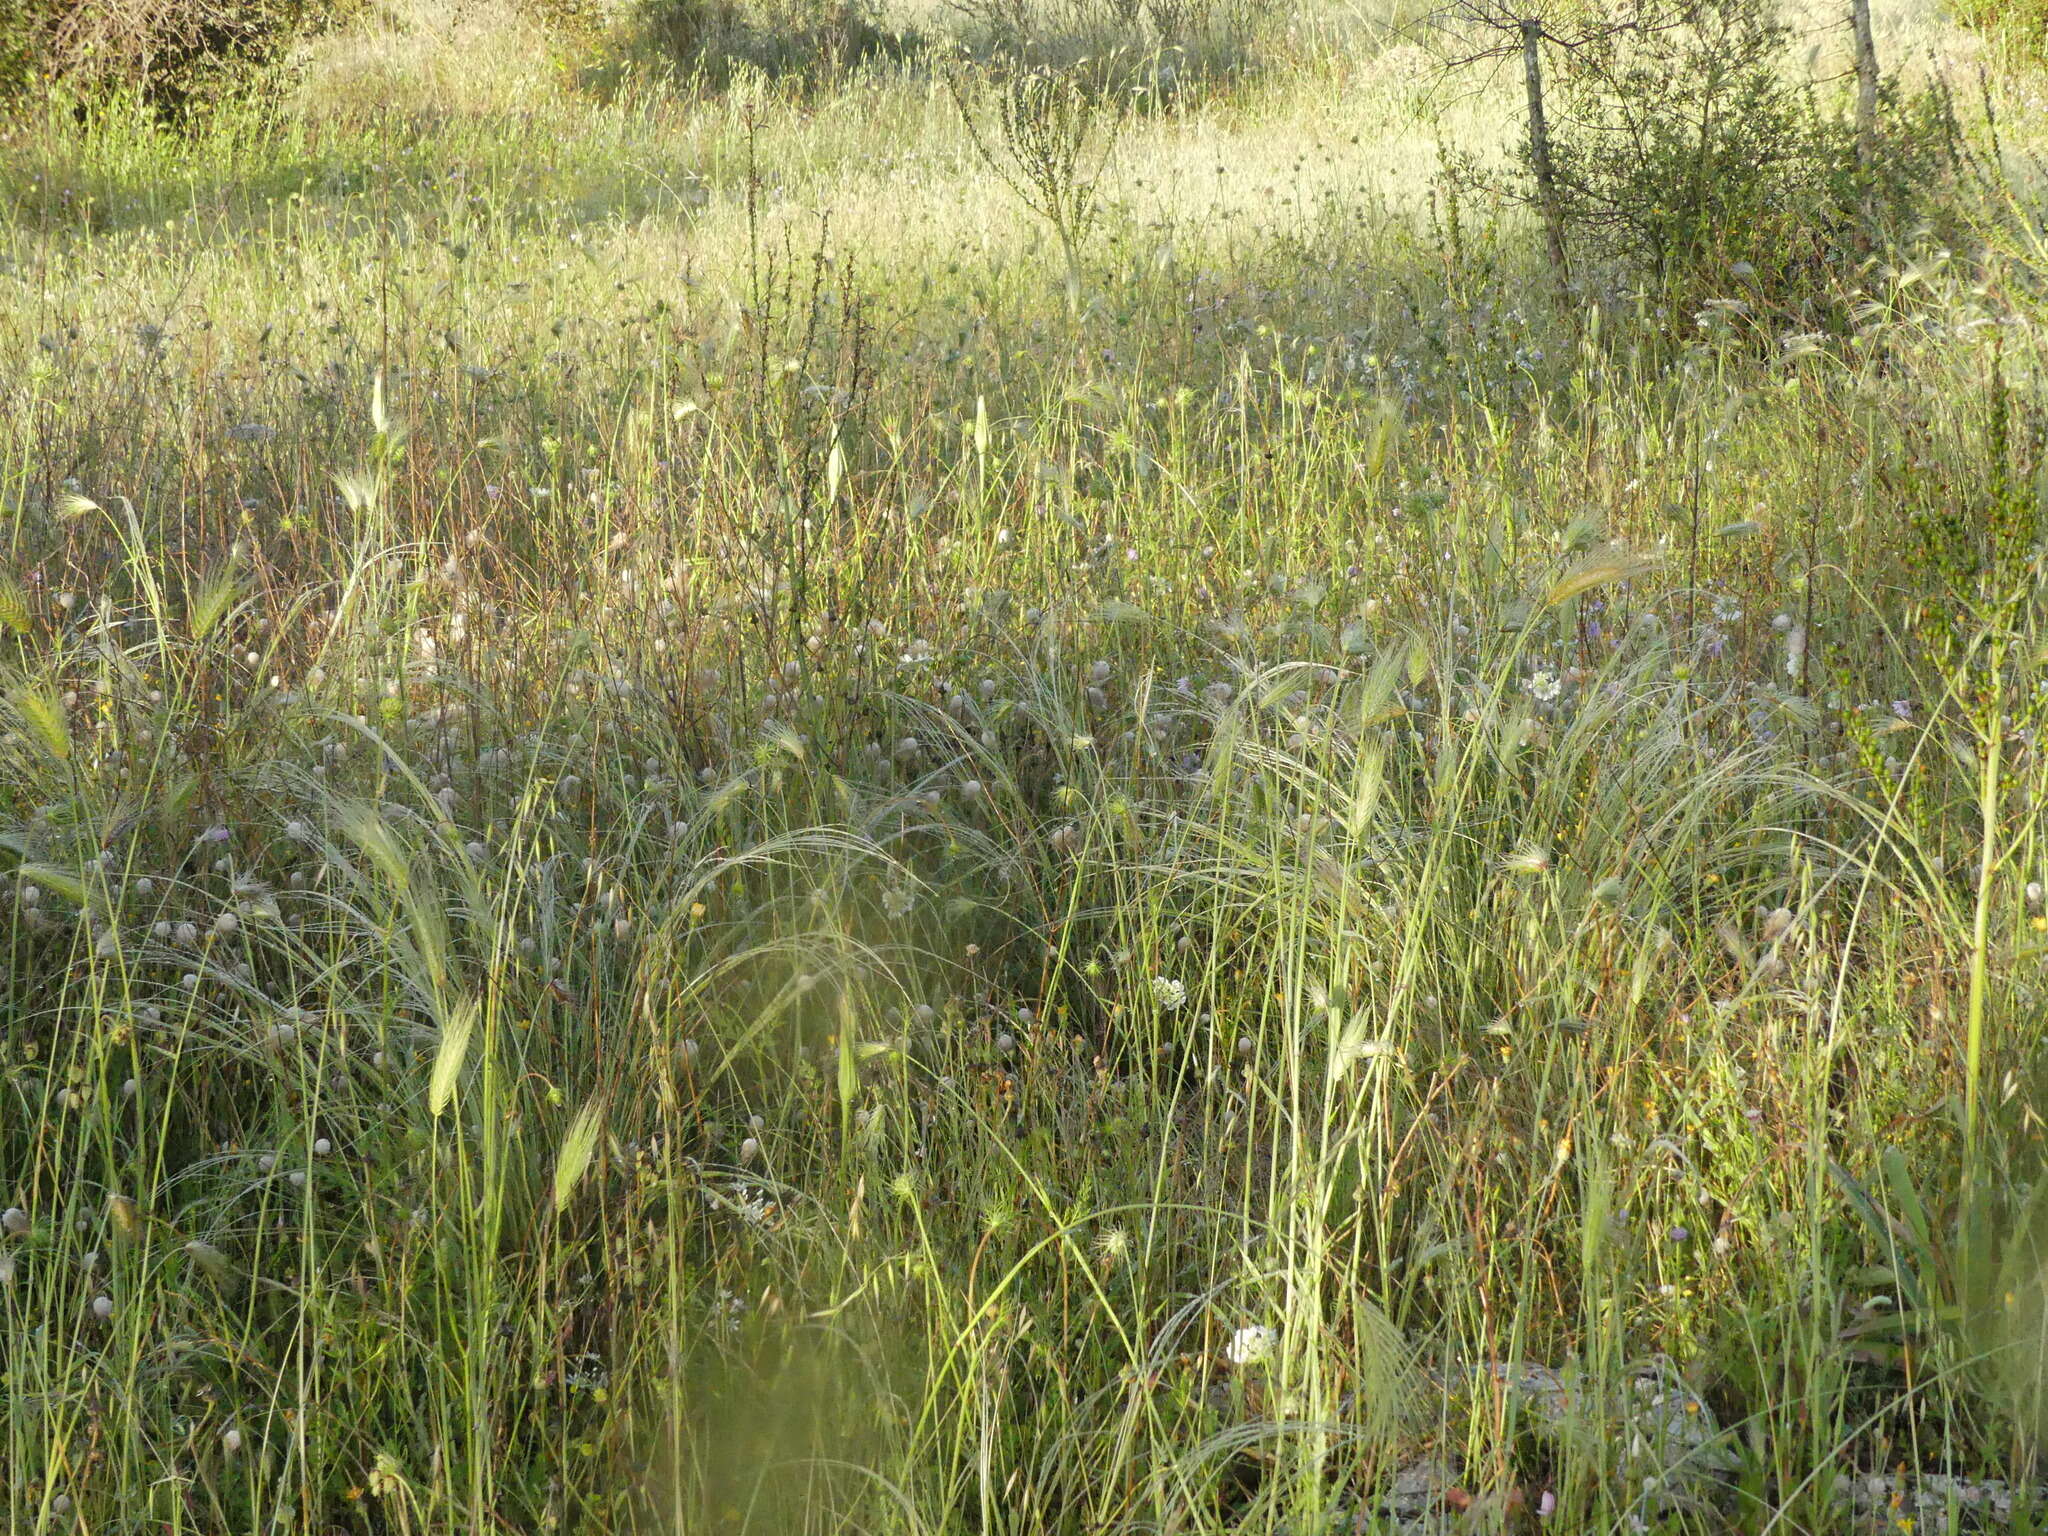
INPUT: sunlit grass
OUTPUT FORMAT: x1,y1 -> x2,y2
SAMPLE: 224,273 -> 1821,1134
3,0 -> 2047,1531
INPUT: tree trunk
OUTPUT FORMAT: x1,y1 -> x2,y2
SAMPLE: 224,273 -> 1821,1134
1521,17 -> 1571,298
1851,0 -> 1879,175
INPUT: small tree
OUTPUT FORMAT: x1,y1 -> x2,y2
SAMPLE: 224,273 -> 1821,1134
1432,0 -> 1870,302
948,58 -> 1129,315
1428,0 -> 1678,298
1543,0 -> 1820,285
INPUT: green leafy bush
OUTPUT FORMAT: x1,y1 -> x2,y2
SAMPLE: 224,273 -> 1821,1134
1544,0 -> 1818,285
1489,0 -> 1970,311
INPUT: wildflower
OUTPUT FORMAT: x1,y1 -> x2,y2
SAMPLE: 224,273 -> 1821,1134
1711,595 -> 1742,623
724,1183 -> 773,1225
368,1453 -> 406,1499
1524,669 -> 1563,704
1,1207 -> 27,1237
1226,1325 -> 1278,1366
1151,976 -> 1187,1011
1095,1225 -> 1131,1267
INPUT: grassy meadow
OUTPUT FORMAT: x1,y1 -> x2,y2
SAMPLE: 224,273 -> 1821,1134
2,0 -> 2048,1529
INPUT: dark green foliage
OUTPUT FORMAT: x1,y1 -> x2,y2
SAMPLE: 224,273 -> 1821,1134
0,1 -> 29,99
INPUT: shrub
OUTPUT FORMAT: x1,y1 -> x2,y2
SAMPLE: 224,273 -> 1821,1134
1542,0 -> 1832,287
0,0 -> 342,117
621,0 -> 919,87
944,0 -> 1289,80
1448,0 -> 1971,312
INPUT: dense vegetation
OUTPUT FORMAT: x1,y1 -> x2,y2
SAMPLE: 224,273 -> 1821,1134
2,0 -> 2046,1531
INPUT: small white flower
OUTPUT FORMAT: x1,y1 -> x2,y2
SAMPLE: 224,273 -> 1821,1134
1151,976 -> 1187,1011
1226,1324 -> 1278,1366
1524,669 -> 1563,704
